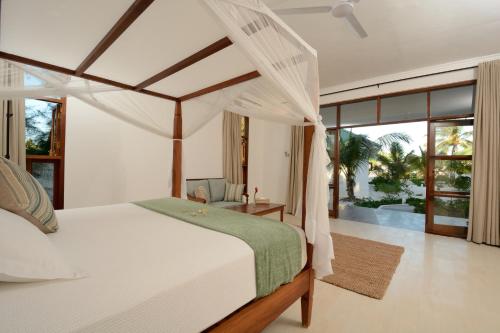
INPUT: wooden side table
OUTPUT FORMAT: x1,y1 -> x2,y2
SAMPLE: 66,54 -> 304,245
225,203 -> 285,222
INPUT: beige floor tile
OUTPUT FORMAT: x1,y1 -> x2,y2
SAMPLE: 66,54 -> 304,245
262,214 -> 500,333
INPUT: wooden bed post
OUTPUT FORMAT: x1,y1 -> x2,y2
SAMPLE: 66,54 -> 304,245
301,122 -> 315,328
172,100 -> 182,198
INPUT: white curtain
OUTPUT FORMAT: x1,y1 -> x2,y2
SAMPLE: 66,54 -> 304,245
0,62 -> 26,168
205,0 -> 334,277
467,60 -> 500,245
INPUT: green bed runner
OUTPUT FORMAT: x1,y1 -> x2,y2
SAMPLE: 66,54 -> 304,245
134,198 -> 302,298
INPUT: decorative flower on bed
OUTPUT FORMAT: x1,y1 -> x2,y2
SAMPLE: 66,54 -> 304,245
189,208 -> 208,217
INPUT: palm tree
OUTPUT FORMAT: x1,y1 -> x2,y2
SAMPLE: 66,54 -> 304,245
339,130 -> 411,201
408,146 -> 427,182
371,142 -> 419,197
436,126 -> 473,155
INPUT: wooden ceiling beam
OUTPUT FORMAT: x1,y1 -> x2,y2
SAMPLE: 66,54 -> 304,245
74,0 -> 155,76
0,51 -> 178,102
180,71 -> 260,101
135,36 -> 233,90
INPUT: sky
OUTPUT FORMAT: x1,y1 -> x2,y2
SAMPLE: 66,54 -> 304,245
351,121 -> 428,154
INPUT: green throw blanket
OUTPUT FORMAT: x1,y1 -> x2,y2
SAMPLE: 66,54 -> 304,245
134,198 -> 302,297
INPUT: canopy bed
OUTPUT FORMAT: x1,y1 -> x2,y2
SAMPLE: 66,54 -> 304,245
0,0 -> 333,332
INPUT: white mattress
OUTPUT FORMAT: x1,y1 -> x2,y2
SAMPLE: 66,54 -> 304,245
0,203 -> 306,333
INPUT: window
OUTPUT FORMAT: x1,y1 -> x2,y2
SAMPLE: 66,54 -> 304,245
322,81 -> 476,237
340,99 -> 377,127
430,85 -> 475,117
381,93 -> 427,122
320,105 -> 337,128
25,98 -> 66,209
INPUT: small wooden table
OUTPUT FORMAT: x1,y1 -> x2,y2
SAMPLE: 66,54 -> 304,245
225,203 -> 286,222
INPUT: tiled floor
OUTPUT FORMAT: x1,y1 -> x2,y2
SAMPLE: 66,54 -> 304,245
263,213 -> 500,333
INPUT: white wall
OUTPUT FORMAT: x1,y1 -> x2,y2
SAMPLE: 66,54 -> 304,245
248,118 -> 291,204
64,97 -> 173,208
183,113 -> 223,179
64,98 -> 224,208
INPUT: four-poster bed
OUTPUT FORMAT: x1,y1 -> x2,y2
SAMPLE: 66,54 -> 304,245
0,0 -> 333,331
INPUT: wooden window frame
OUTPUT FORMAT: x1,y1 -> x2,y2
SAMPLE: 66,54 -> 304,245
25,97 -> 66,209
323,81 -> 476,234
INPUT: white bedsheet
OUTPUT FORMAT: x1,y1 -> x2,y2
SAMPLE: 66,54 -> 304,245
0,203 -> 306,333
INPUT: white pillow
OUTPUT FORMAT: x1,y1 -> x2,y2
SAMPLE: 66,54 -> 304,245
0,208 -> 83,282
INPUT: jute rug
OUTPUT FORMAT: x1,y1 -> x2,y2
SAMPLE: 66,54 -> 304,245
321,233 -> 404,300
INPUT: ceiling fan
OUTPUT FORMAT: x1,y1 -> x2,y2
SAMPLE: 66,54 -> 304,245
273,0 -> 368,39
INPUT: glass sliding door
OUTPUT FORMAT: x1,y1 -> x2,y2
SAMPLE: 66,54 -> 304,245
426,119 -> 473,237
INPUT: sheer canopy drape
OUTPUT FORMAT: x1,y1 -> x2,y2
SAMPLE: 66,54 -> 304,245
205,0 -> 334,277
0,0 -> 334,277
467,60 -> 500,245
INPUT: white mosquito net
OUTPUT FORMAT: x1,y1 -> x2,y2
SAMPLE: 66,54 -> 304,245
0,0 -> 333,278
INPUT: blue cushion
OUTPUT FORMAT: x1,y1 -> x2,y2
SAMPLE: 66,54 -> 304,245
208,179 -> 226,202
186,179 -> 211,202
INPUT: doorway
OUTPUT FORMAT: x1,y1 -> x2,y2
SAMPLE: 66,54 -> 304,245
321,81 -> 476,237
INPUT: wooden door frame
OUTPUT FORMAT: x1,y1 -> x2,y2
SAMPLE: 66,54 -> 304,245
25,97 -> 66,209
324,81 -> 476,224
326,127 -> 339,217
425,118 -> 473,238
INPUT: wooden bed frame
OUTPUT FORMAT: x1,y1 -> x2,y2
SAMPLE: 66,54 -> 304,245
205,124 -> 316,332
0,1 -> 319,331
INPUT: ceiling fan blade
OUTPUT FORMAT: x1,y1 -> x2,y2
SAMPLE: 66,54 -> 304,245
274,6 -> 331,15
345,13 -> 368,38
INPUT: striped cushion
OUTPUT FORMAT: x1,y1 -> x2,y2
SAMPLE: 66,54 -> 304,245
224,182 -> 245,202
0,157 -> 58,233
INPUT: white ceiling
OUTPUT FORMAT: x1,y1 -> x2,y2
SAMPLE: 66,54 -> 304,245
3,0 -> 500,96
0,0 -> 255,98
266,0 -> 500,89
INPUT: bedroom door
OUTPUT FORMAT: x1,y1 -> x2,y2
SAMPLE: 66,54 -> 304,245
426,119 -> 473,238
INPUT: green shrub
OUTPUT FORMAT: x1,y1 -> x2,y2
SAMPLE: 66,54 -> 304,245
354,197 -> 402,208
452,175 -> 471,192
434,198 -> 469,218
410,177 -> 425,186
369,177 -> 407,198
406,197 -> 426,214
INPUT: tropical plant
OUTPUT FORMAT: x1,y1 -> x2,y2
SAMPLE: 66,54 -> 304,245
24,100 -> 55,155
339,130 -> 411,201
436,126 -> 473,155
435,160 -> 472,192
370,141 -> 420,198
408,146 -> 426,181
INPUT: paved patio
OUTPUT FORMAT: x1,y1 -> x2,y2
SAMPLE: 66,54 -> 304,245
338,203 -> 467,232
